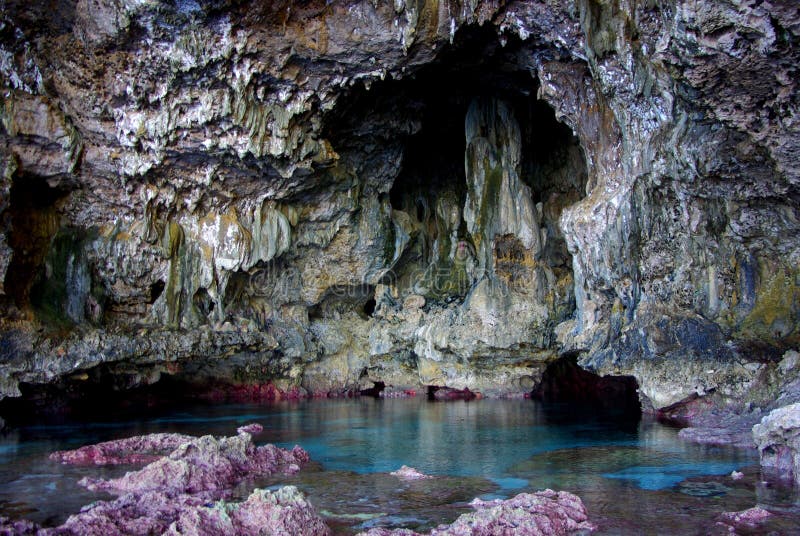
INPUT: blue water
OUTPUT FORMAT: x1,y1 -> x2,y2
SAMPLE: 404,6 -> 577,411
1,398 -> 796,534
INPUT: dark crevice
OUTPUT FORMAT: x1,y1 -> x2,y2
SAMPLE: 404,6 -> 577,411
532,354 -> 642,418
363,298 -> 376,317
0,372 -> 189,424
306,284 -> 376,321
192,287 -> 214,319
149,280 -> 165,304
5,175 -> 70,310
359,381 -> 385,398
427,385 -> 478,401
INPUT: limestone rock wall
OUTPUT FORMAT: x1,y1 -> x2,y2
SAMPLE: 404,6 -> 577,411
0,0 -> 797,406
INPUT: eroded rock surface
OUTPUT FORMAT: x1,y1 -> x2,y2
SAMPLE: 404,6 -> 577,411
70,429 -> 309,495
34,427 -> 322,535
357,490 -> 595,535
753,402 -> 800,484
661,349 -> 800,456
0,486 -> 330,536
714,507 -> 772,534
389,466 -> 432,481
50,432 -> 195,466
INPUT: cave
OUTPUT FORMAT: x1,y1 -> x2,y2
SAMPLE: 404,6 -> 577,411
325,25 -> 587,306
362,298 -> 376,317
532,354 -> 642,418
4,175 -> 70,314
148,280 -> 165,305
192,287 -> 215,320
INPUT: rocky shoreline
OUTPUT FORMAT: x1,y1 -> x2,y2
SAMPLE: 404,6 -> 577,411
0,424 -> 599,536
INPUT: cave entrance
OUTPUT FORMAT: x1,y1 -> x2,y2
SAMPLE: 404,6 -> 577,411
325,25 -> 587,308
3,174 -> 72,321
532,354 -> 642,419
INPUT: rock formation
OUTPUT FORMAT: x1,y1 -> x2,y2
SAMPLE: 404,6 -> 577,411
49,431 -> 196,466
29,427 -> 323,535
714,507 -> 773,535
0,0 -> 798,425
51,425 -> 309,494
389,465 -> 433,480
753,402 -> 800,484
0,486 -> 331,536
357,490 -> 595,535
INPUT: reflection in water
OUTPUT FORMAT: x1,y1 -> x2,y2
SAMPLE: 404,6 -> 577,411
0,398 -> 797,534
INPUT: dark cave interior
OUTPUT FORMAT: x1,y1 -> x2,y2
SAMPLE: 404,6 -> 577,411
323,25 -> 587,306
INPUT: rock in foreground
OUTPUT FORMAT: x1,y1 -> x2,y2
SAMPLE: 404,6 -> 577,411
56,486 -> 330,536
7,486 -> 329,536
358,490 -> 595,535
714,507 -> 772,533
163,486 -> 330,536
36,426 -> 321,535
753,403 -> 800,484
54,426 -> 309,494
50,432 -> 195,466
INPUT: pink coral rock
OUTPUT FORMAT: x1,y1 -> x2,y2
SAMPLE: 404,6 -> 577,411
53,486 -> 330,536
50,433 -> 194,465
389,465 -> 433,480
358,490 -> 595,535
79,432 -> 308,494
715,507 -> 772,533
236,423 -> 264,435
34,427 -> 320,535
164,487 -> 330,536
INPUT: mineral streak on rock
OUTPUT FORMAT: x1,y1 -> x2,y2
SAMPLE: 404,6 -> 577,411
0,0 -> 799,474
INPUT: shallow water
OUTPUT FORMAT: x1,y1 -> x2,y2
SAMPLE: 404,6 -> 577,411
0,398 -> 798,534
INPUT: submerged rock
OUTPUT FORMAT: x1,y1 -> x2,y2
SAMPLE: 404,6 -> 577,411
164,486 -> 330,536
752,403 -> 800,484
677,426 -> 755,449
357,490 -> 595,535
389,466 -> 432,481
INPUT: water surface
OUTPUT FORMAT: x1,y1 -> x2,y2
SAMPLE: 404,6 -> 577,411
1,398 -> 797,534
